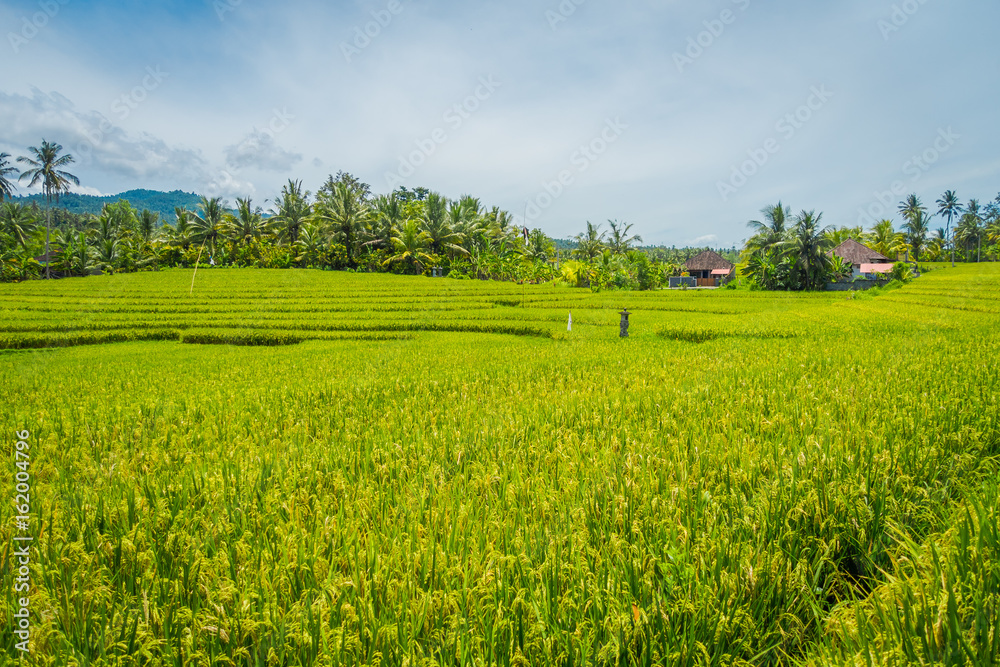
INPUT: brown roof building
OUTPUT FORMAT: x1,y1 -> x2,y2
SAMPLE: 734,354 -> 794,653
683,250 -> 734,281
830,239 -> 890,268
829,239 -> 895,280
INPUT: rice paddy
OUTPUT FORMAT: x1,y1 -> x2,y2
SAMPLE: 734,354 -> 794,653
1,264 -> 997,666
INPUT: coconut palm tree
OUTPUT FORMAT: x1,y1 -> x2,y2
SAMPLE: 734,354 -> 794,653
865,219 -> 905,259
896,194 -> 927,261
902,210 -> 930,262
367,193 -> 404,252
0,152 -> 19,201
824,226 -> 864,247
523,228 -> 554,262
293,223 -> 327,267
936,190 -> 962,261
92,237 -> 121,272
137,209 -> 159,244
898,194 -> 925,224
607,219 -> 642,254
954,200 -> 984,262
90,207 -> 120,246
781,210 -> 832,290
166,207 -> 194,250
17,140 -> 79,279
313,181 -> 370,265
986,198 -> 1000,249
271,179 -> 311,246
420,192 -> 466,257
573,221 -> 606,261
229,197 -> 264,246
383,218 -> 433,274
65,231 -> 95,276
744,202 -> 791,259
190,196 -> 228,257
0,202 -> 37,248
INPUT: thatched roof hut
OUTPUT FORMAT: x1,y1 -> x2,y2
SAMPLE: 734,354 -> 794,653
830,239 -> 890,267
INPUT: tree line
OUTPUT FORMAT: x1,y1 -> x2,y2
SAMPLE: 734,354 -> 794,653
0,140 -> 714,289
741,192 -> 1000,291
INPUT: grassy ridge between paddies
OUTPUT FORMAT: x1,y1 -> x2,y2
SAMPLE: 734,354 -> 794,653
0,264 -> 998,666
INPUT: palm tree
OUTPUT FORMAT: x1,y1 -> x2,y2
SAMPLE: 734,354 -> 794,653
865,219 -> 905,259
0,153 -> 19,201
167,207 -> 194,250
65,231 -> 95,276
824,226 -> 864,247
17,140 -> 80,279
92,237 -> 121,273
271,179 -> 311,246
229,197 -> 264,246
367,193 -> 404,252
0,202 -> 37,248
986,198 -> 1000,249
191,196 -> 228,257
954,200 -> 984,262
383,218 -> 433,274
138,209 -> 159,244
523,228 -> 554,262
898,194 -> 925,223
742,252 -> 781,290
902,210 -> 930,262
896,194 -> 927,261
607,219 -> 642,254
294,224 -> 327,267
781,210 -> 832,290
744,202 -> 791,259
313,181 -> 370,265
573,221 -> 605,260
90,207 -> 120,246
936,190 -> 962,262
420,192 -> 466,257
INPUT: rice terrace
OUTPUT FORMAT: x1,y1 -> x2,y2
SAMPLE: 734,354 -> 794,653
3,1 -> 1000,665
1,264 -> 998,665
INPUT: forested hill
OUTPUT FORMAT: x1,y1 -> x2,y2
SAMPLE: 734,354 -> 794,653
12,189 -> 201,221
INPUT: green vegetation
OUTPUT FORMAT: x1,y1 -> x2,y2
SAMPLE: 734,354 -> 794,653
1,263 -> 997,665
741,194 -> 1000,291
0,179 -> 710,290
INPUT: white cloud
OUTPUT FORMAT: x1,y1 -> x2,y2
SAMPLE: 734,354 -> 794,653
0,88 -> 209,188
223,129 -> 302,172
73,185 -> 106,196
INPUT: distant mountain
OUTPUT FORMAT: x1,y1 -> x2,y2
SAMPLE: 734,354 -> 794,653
12,189 -> 202,222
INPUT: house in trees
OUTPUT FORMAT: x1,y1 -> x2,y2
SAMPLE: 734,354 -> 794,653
830,239 -> 893,279
683,250 -> 734,287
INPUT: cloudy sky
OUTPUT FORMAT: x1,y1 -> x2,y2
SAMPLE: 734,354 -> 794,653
1,0 -> 997,245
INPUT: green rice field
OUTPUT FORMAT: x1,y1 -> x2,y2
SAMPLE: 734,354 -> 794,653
1,265 -> 998,666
